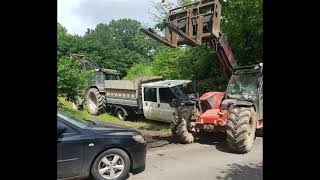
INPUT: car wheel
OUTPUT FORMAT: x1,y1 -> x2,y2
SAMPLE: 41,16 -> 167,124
91,148 -> 130,180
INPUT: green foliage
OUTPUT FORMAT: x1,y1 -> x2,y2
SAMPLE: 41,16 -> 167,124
152,48 -> 186,79
83,19 -> 160,74
123,63 -> 155,80
221,0 -> 263,65
57,57 -> 93,101
125,45 -> 227,94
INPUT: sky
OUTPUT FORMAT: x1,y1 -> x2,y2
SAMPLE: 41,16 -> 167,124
58,0 -> 160,36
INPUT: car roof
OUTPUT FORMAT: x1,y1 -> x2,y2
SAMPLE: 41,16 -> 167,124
142,80 -> 191,88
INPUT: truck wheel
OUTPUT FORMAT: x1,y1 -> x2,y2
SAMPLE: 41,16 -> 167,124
226,107 -> 256,153
171,106 -> 194,144
116,109 -> 126,121
86,88 -> 106,115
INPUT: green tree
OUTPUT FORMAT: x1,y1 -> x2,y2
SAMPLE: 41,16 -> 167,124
221,0 -> 263,65
123,63 -> 155,80
84,19 -> 161,74
57,57 -> 93,101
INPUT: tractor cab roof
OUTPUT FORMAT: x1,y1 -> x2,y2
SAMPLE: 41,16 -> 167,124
142,80 -> 191,88
234,63 -> 262,75
95,68 -> 122,75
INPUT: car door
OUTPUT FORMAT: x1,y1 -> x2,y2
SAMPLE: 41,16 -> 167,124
57,119 -> 84,179
158,88 -> 176,122
142,87 -> 161,120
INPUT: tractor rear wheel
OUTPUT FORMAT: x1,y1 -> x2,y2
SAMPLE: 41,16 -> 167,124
171,106 -> 194,144
226,107 -> 256,153
86,88 -> 106,115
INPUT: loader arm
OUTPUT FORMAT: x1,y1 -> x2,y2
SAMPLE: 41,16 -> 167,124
212,33 -> 238,79
70,53 -> 99,71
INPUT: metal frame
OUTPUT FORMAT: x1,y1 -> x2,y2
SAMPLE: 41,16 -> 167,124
140,0 -> 221,47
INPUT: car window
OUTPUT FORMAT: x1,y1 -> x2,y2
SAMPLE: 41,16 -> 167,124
105,74 -> 120,80
159,88 -> 175,103
144,88 -> 157,102
57,120 -> 77,136
58,113 -> 89,129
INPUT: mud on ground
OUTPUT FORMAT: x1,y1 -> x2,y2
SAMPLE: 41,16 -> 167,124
139,130 -> 227,149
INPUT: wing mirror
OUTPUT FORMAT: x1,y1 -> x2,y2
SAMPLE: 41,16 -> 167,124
57,126 -> 66,138
171,99 -> 179,107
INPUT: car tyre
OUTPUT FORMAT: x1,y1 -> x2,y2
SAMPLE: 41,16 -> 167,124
91,148 -> 130,180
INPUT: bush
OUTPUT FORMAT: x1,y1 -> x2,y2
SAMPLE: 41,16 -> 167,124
57,57 -> 94,101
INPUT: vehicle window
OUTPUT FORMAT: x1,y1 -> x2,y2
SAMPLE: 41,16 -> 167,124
105,74 -> 120,80
144,88 -> 157,102
96,72 -> 104,84
207,95 -> 215,107
58,113 -> 89,129
159,88 -> 176,103
170,85 -> 189,101
57,120 -> 77,135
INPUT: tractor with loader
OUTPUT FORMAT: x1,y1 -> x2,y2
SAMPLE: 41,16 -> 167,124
141,0 -> 263,153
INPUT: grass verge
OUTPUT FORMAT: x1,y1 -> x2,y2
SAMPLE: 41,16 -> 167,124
58,97 -> 171,133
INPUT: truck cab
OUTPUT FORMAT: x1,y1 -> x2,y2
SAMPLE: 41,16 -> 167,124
141,80 -> 194,122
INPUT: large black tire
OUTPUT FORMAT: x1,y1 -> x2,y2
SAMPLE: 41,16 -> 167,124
86,88 -> 106,115
91,148 -> 130,180
226,107 -> 257,153
171,106 -> 194,144
116,108 -> 126,121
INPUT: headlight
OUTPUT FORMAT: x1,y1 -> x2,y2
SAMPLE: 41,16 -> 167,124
132,135 -> 146,144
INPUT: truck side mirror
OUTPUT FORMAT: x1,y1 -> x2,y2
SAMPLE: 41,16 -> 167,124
171,99 -> 178,107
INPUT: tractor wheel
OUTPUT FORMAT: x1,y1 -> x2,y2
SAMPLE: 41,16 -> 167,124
86,88 -> 106,115
171,106 -> 194,144
226,107 -> 257,153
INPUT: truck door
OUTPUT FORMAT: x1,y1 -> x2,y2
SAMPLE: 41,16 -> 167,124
158,88 -> 176,122
142,87 -> 160,120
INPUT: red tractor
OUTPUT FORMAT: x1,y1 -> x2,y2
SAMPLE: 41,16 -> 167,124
141,0 -> 263,153
197,92 -> 227,130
